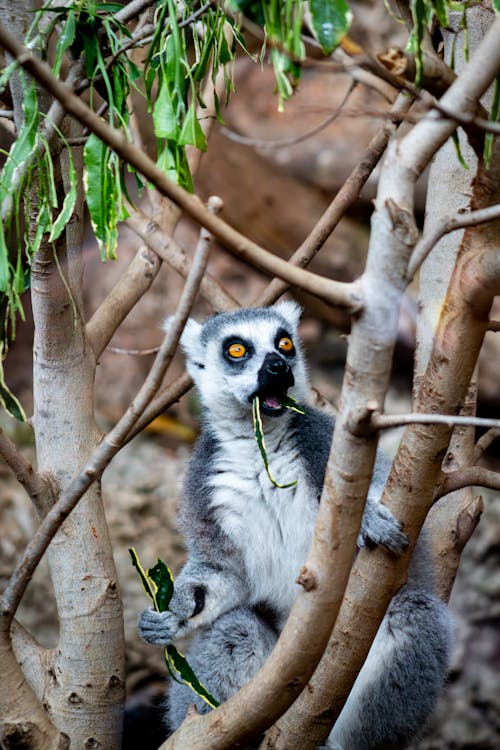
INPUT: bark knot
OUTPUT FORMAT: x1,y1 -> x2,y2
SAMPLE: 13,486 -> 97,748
296,566 -> 318,591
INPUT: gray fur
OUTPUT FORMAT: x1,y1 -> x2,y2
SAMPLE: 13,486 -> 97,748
138,303 -> 452,747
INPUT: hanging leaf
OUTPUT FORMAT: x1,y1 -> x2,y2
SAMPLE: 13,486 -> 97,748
178,103 -> 208,152
153,79 -> 180,141
309,0 -> 352,55
83,134 -> 119,260
49,148 -> 77,243
53,9 -> 76,75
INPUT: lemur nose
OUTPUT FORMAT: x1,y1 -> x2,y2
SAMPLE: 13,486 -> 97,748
265,355 -> 288,376
258,353 -> 294,392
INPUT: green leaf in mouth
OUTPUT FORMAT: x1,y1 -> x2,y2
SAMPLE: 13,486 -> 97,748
252,395 -> 302,489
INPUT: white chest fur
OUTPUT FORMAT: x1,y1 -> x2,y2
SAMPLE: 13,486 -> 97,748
208,419 -> 317,621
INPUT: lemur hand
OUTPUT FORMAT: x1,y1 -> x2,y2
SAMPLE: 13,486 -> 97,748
138,583 -> 205,645
358,498 -> 408,555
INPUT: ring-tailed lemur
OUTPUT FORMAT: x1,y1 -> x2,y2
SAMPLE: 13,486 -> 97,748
139,301 -> 452,749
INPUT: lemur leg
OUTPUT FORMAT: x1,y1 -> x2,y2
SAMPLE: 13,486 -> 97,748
139,560 -> 248,645
327,588 -> 452,750
168,605 -> 278,731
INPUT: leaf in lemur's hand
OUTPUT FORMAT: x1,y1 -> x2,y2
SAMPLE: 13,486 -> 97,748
167,645 -> 219,708
252,396 -> 297,489
147,558 -> 174,612
129,548 -> 219,708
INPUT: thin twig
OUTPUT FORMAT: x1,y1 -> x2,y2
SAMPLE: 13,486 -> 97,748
221,81 -> 357,150
487,320 -> 500,332
0,197 -> 219,624
107,345 -> 160,356
474,427 -> 500,462
436,465 -> 500,499
372,412 -> 500,431
408,203 -> 500,278
0,429 -> 53,513
255,91 -> 413,307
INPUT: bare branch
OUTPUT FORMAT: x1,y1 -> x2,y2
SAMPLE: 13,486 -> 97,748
474,426 -> 500,461
408,203 -> 500,278
371,411 -> 500,432
0,429 -> 55,513
87,244 -> 162,359
0,24 -> 363,314
487,319 -> 500,332
125,208 -> 239,313
220,81 -> 357,150
436,466 -> 500,499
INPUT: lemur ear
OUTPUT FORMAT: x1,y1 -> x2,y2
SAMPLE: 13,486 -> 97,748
273,300 -> 303,330
163,317 -> 203,363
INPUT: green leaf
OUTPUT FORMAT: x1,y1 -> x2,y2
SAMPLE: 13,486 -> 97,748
53,9 -> 76,75
129,547 -> 157,604
166,645 -> 219,708
83,133 -> 119,260
148,559 -> 175,612
279,394 -> 306,415
494,0 -> 500,11
252,396 -> 297,489
0,344 -> 26,421
153,80 -> 180,140
0,222 -> 10,293
309,0 -> 352,55
483,75 -> 500,168
49,149 -> 77,243
178,103 -> 208,152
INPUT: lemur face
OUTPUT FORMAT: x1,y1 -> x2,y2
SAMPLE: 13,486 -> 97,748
178,302 -> 308,419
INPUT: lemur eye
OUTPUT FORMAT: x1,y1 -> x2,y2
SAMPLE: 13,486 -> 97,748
227,342 -> 247,359
278,337 -> 294,353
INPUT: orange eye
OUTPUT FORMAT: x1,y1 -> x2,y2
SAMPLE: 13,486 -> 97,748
227,342 -> 247,359
278,337 -> 294,353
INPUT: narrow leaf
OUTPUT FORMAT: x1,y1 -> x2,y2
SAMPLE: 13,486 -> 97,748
279,394 -> 306,415
252,396 -> 297,489
166,645 -> 220,708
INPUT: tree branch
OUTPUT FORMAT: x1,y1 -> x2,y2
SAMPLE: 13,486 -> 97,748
0,429 -> 56,514
436,466 -> 500,498
408,203 -> 500,278
474,426 -> 500,461
125,208 -> 239,313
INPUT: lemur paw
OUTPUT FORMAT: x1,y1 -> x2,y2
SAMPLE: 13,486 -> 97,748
138,608 -> 182,645
358,499 -> 408,555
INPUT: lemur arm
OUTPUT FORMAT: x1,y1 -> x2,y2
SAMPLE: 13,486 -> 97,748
139,558 -> 249,646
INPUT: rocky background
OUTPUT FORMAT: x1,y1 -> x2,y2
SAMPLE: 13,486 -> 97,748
1,4 -> 500,747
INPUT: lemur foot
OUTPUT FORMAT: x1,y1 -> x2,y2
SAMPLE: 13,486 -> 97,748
358,498 -> 408,555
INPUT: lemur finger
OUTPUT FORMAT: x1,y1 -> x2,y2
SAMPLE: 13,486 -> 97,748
138,608 -> 181,645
